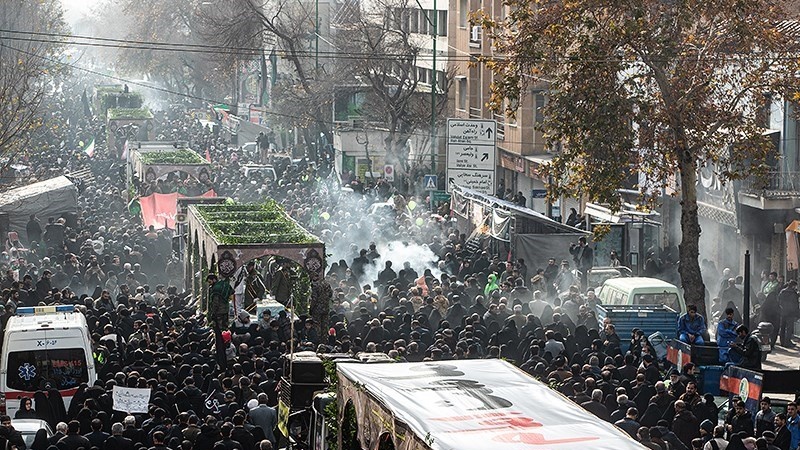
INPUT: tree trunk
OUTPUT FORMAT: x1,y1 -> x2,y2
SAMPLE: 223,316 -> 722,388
677,146 -> 708,318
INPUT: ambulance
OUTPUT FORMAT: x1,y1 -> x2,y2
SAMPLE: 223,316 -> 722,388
0,305 -> 96,417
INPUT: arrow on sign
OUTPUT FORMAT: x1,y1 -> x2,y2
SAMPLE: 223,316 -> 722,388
485,128 -> 493,139
449,177 -> 455,185
481,153 -> 489,161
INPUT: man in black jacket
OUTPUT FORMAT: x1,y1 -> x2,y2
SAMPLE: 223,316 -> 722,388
773,413 -> 791,450
105,423 -> 134,450
778,280 -> 799,347
729,325 -> 762,371
580,389 -> 611,422
49,422 -> 67,446
55,420 -> 89,450
84,419 -> 110,449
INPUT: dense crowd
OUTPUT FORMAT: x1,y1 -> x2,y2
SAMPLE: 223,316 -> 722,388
0,74 -> 798,450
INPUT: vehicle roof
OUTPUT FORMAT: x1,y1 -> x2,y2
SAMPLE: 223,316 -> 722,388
601,276 -> 678,290
11,419 -> 50,431
5,311 -> 88,333
338,360 -> 644,449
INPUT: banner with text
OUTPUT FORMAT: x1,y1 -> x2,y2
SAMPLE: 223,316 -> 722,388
112,386 -> 151,413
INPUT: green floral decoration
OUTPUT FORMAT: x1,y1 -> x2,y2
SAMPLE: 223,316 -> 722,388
138,149 -> 208,165
195,201 -> 321,245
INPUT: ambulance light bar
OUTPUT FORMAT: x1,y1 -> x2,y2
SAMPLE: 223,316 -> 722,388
17,305 -> 76,315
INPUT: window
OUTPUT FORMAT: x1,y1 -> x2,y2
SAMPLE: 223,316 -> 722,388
633,293 -> 680,312
438,10 -> 448,36
609,290 -> 627,305
419,10 -> 429,34
410,9 -> 419,33
7,348 -> 90,391
458,78 -> 467,110
459,0 -> 467,28
535,92 -> 546,124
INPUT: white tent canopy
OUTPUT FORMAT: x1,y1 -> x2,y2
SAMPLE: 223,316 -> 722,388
0,176 -> 78,242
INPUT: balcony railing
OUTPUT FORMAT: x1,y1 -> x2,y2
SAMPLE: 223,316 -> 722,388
740,171 -> 800,197
469,107 -> 482,119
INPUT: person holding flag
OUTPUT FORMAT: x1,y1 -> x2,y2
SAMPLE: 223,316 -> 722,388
83,138 -> 95,157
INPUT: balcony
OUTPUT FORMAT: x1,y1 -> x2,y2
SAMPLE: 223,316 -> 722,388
739,170 -> 800,210
741,171 -> 800,196
469,107 -> 482,119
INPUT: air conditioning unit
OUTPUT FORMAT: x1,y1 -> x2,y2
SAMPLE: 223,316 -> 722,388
471,25 -> 481,41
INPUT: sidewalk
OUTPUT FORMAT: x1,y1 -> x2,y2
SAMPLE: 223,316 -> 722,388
762,345 -> 800,371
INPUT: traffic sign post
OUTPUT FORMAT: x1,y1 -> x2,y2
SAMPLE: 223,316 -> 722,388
424,174 -> 438,191
446,119 -> 496,194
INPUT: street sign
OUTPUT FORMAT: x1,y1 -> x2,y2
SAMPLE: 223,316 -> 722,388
424,174 -> 438,190
384,164 -> 394,181
431,190 -> 451,203
429,189 -> 451,209
446,119 -> 496,194
446,169 -> 494,193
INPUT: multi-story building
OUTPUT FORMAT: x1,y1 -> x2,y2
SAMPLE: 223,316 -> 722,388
447,0 -> 579,217
330,0 -> 452,181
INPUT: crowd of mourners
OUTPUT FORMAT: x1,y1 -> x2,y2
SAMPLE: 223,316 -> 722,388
0,73 -> 798,450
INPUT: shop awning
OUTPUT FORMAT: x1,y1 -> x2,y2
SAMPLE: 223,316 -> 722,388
452,185 -> 588,234
787,220 -> 800,270
585,202 -> 660,224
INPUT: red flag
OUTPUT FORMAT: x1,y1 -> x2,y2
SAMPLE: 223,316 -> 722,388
140,192 -> 180,230
139,190 -> 217,230
205,148 -> 212,163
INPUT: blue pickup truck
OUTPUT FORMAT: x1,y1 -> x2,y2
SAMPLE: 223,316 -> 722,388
596,304 -> 678,358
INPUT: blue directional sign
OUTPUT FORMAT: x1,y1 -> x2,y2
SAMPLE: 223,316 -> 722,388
424,175 -> 438,191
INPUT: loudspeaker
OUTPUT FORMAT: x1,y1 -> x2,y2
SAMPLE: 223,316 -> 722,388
284,354 -> 325,384
279,377 -> 327,409
289,382 -> 328,409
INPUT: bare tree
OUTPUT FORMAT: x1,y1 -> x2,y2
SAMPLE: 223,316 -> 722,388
198,0 -> 335,147
86,0 -> 234,101
0,0 -> 68,159
334,0 -> 451,182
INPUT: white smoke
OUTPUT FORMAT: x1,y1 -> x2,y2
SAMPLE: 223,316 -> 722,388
360,240 -> 443,287
315,190 -> 445,287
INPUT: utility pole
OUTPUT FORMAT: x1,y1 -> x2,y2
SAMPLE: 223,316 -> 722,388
744,250 -> 751,329
315,0 -> 320,73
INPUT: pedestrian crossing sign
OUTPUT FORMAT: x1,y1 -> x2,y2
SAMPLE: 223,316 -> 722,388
424,175 -> 437,190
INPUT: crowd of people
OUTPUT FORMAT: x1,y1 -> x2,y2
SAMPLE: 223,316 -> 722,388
0,73 -> 798,450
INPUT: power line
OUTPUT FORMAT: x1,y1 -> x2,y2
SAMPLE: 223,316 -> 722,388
0,41 -> 484,145
3,27 -> 800,63
0,28 -> 475,63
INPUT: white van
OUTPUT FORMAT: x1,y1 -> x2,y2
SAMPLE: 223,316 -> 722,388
241,164 -> 277,182
597,277 -> 686,314
0,305 -> 96,417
